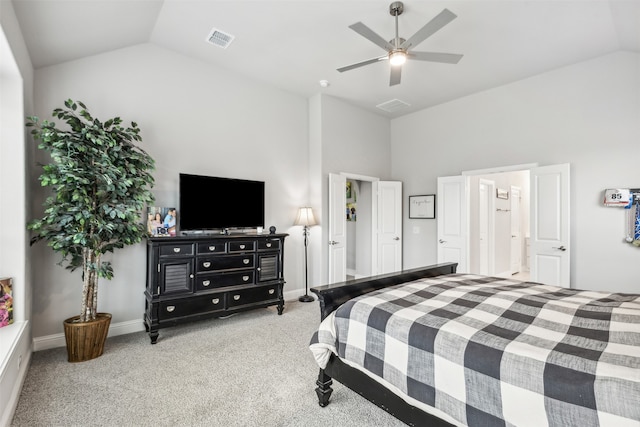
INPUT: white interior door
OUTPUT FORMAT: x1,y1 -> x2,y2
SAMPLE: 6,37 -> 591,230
510,186 -> 522,275
530,164 -> 570,287
374,181 -> 402,275
478,179 -> 495,275
328,173 -> 347,284
437,175 -> 469,272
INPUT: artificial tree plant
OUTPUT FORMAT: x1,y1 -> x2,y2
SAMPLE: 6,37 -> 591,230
27,99 -> 155,324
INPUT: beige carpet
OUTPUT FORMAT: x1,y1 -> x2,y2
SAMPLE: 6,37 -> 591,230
11,300 -> 406,427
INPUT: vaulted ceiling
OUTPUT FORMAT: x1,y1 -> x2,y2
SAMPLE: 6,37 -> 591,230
11,0 -> 640,117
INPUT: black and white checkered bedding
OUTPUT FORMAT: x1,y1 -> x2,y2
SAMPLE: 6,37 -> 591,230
310,274 -> 640,426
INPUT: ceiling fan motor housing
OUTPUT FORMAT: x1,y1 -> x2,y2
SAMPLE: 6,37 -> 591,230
389,2 -> 404,16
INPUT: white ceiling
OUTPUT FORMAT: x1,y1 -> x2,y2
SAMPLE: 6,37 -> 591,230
11,0 -> 640,117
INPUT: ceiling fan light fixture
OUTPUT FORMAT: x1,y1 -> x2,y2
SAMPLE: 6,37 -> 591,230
389,50 -> 407,66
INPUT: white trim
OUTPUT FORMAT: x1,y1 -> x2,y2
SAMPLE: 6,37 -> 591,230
462,163 -> 538,176
339,172 -> 379,182
0,321 -> 31,427
33,319 -> 145,351
283,289 -> 305,301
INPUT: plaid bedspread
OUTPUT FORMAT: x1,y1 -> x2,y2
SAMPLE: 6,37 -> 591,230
310,274 -> 640,426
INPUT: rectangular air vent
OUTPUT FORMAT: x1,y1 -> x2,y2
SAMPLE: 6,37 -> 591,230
206,28 -> 235,49
376,98 -> 410,113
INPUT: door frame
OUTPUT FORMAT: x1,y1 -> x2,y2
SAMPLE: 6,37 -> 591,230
329,173 -> 380,282
462,165 -> 536,279
454,162 -> 570,286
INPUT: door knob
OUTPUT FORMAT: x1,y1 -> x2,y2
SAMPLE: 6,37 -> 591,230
439,239 -> 446,244
553,245 -> 567,251
329,240 -> 339,245
393,237 -> 400,241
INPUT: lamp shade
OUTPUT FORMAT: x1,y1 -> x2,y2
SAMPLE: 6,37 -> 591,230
294,207 -> 317,227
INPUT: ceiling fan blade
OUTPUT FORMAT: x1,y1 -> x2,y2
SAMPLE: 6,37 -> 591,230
400,8 -> 457,50
390,65 -> 402,86
349,22 -> 395,51
408,51 -> 463,64
337,56 -> 387,73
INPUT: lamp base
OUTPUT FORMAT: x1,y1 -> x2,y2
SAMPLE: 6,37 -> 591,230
298,294 -> 315,303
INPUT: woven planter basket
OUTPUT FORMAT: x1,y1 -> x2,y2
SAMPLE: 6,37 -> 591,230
63,313 -> 112,363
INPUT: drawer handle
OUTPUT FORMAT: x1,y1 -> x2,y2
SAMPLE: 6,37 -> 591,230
203,262 -> 211,268
212,298 -> 220,305
166,306 -> 175,312
202,280 -> 210,287
268,289 -> 275,295
266,243 -> 272,248
233,295 -> 241,301
239,244 -> 246,249
242,275 -> 249,281
173,247 -> 181,253
243,259 -> 250,265
208,246 -> 216,251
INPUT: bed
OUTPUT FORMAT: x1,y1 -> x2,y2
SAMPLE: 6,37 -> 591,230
309,263 -> 640,427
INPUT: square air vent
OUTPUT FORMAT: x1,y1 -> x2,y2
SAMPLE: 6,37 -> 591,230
376,99 -> 411,113
206,28 -> 235,49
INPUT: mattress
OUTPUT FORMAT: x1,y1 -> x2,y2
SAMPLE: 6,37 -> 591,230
310,274 -> 640,426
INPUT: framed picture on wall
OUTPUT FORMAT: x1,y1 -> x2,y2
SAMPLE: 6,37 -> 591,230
409,195 -> 435,219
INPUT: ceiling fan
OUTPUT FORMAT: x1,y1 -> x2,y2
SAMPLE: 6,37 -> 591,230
337,2 -> 463,86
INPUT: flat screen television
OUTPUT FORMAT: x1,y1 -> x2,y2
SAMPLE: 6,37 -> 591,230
179,173 -> 265,232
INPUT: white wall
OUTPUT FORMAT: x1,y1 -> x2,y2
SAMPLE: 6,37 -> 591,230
30,43 -> 309,338
0,2 -> 34,425
392,51 -> 640,293
309,94 -> 390,285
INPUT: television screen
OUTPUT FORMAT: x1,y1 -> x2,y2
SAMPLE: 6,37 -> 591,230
179,173 -> 265,231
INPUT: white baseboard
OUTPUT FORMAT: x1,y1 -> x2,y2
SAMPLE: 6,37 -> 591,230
0,321 -> 31,427
31,295 -> 309,352
33,319 -> 146,352
284,288 -> 307,302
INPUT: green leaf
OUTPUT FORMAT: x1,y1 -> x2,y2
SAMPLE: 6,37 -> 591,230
25,98 -> 155,318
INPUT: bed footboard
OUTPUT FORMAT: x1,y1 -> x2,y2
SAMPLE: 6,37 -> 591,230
317,355 -> 454,427
310,263 -> 458,320
310,263 -> 458,425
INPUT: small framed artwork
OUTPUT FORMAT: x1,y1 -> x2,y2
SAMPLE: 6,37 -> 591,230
147,207 -> 177,237
409,195 -> 436,219
496,188 -> 509,200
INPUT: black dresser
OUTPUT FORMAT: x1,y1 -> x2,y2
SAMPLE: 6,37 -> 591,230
144,233 -> 287,343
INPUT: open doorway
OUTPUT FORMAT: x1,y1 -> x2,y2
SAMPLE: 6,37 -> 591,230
346,179 -> 373,279
438,163 -> 570,287
328,173 -> 403,284
469,171 -> 530,280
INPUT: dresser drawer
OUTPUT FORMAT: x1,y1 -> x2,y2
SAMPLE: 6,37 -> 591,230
159,243 -> 194,257
198,254 -> 255,272
227,286 -> 279,308
258,239 -> 280,250
159,293 -> 225,320
196,271 -> 254,291
228,241 -> 256,252
197,242 -> 227,254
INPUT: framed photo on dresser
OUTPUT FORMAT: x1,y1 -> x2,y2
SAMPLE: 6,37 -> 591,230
147,207 -> 177,237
